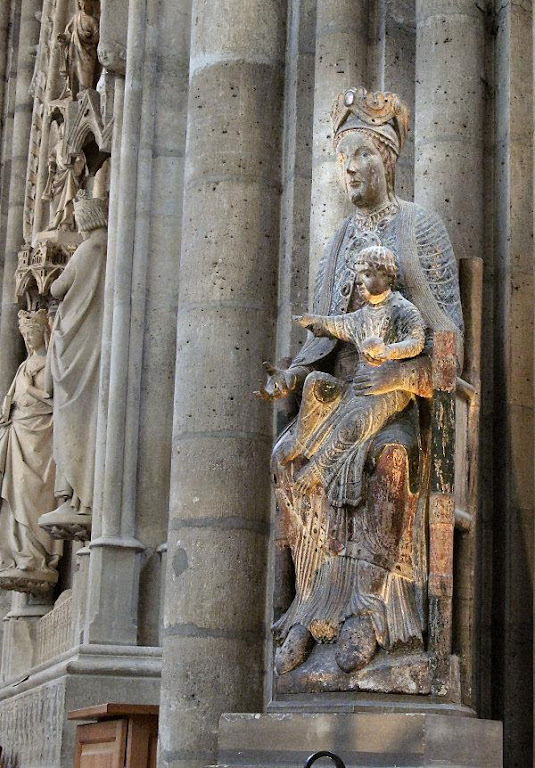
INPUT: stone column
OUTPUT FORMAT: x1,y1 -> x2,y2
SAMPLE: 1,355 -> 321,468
276,0 -> 315,360
493,2 -> 533,762
367,0 -> 386,90
158,1 -> 286,766
0,1 -> 17,334
0,0 -> 11,132
88,0 -> 191,651
308,0 -> 369,292
134,0 -> 191,648
414,0 -> 487,708
0,0 -> 41,397
383,1 -> 416,200
268,0 -> 315,706
85,0 -> 153,645
415,1 -> 486,258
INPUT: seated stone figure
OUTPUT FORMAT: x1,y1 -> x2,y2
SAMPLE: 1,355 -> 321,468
285,245 -> 426,508
259,87 -> 463,690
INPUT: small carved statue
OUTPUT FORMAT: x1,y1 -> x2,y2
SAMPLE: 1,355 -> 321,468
42,120 -> 87,232
259,87 -> 464,693
0,310 -> 61,594
38,193 -> 107,541
58,0 -> 100,98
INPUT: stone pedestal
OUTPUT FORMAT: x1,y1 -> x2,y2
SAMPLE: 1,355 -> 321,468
0,643 -> 161,768
218,712 -> 502,768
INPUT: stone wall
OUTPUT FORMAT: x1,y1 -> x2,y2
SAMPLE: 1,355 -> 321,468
0,1 -> 531,767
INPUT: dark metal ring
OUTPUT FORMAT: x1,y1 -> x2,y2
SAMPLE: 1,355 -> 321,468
303,751 -> 347,768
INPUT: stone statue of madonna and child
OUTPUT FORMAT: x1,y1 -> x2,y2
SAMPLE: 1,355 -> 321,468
259,87 -> 464,694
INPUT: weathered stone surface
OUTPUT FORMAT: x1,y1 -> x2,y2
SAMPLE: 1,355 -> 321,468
276,646 -> 432,697
39,196 -> 108,541
0,646 -> 161,768
219,712 -> 502,768
0,310 -> 60,593
0,2 -> 532,767
58,0 -> 100,99
159,1 -> 285,765
262,87 -> 465,701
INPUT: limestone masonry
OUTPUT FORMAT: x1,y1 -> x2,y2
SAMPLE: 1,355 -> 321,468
0,2 -> 530,767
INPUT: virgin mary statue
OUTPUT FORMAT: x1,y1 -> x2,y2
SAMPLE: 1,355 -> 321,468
260,87 -> 463,691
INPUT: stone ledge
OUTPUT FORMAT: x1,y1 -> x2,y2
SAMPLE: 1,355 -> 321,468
0,643 -> 162,701
0,653 -> 161,768
219,712 -> 502,768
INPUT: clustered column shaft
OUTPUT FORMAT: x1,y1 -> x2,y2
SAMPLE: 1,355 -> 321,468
159,1 -> 286,766
308,0 -> 369,293
0,0 -> 41,397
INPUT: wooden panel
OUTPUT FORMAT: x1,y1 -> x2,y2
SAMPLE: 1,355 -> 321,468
69,703 -> 159,721
125,718 -> 149,768
74,719 -> 127,768
124,716 -> 160,768
148,728 -> 158,768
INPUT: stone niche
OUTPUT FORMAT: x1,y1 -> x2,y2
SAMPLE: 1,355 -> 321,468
223,85 -> 501,767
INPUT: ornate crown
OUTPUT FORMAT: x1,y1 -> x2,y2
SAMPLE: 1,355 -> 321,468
18,308 -> 50,330
331,87 -> 410,156
73,191 -> 108,231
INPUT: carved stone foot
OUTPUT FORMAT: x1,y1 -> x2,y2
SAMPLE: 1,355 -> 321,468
0,568 -> 58,596
334,614 -> 377,673
38,502 -> 92,541
275,624 -> 315,675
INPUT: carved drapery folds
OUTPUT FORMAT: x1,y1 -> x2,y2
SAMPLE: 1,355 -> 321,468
0,0 -> 114,582
37,193 -> 108,543
261,87 -> 481,702
58,0 -> 100,100
0,311 -> 61,595
43,118 -> 88,232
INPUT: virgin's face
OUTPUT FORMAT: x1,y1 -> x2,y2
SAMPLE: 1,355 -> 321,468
336,132 -> 388,209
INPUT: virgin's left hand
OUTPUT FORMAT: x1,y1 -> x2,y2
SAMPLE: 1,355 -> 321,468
292,463 -> 322,497
353,361 -> 403,396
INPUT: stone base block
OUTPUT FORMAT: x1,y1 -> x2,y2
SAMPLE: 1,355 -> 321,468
0,644 -> 161,768
38,503 -> 92,541
0,568 -> 58,595
276,647 -> 434,696
219,712 -> 502,768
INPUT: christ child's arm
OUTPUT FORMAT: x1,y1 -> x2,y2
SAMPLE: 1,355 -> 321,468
382,303 -> 426,361
294,312 -> 354,343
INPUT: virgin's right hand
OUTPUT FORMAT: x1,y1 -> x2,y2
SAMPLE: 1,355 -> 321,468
293,313 -> 316,330
254,362 -> 298,401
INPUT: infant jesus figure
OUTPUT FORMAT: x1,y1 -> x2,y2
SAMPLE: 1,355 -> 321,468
286,245 -> 427,506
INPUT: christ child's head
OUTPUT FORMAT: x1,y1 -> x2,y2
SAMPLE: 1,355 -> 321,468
353,245 -> 398,303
